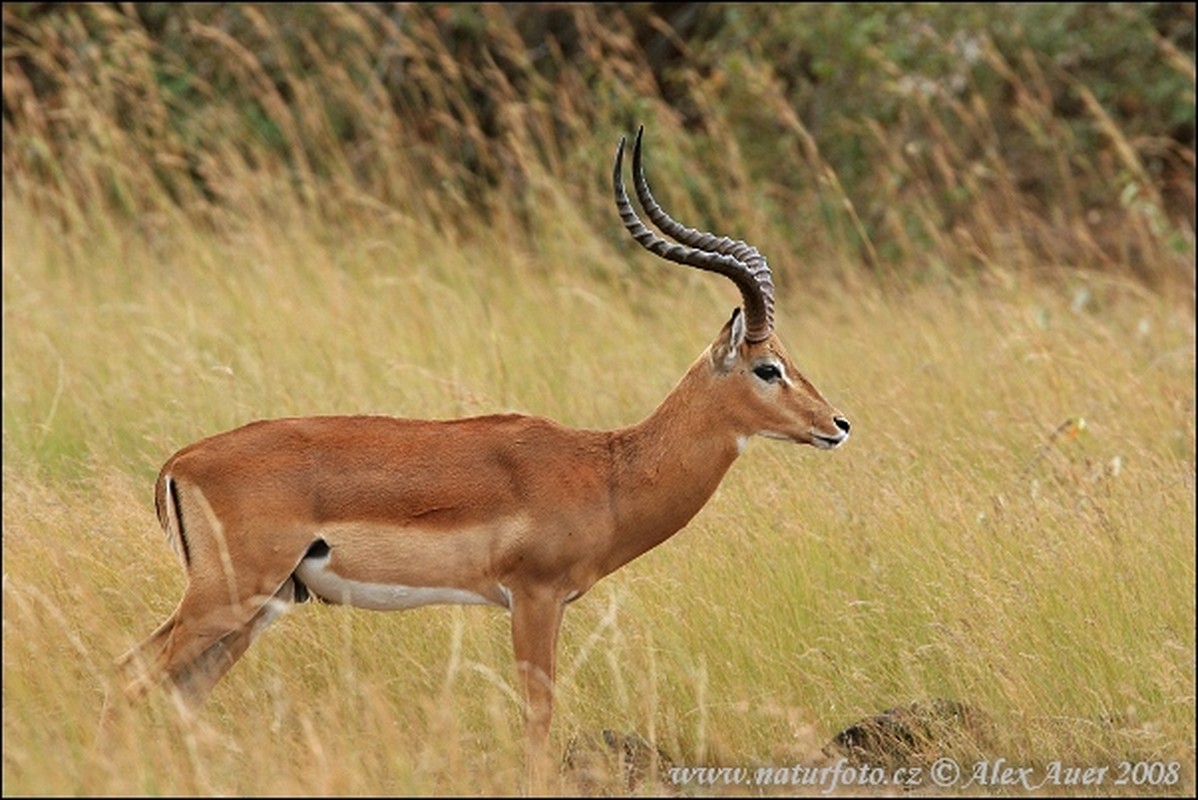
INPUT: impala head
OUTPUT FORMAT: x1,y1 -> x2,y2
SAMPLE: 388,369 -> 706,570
614,127 -> 850,450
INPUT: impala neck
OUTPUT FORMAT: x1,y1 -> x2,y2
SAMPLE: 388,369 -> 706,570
602,352 -> 743,576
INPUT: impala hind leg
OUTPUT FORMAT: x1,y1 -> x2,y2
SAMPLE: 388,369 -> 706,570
118,576 -> 297,705
168,578 -> 298,700
116,615 -> 176,695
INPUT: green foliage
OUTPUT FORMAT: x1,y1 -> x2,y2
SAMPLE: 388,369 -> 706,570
2,3 -> 1193,286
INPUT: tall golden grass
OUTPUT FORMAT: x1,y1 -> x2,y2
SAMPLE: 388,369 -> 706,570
3,4 -> 1194,796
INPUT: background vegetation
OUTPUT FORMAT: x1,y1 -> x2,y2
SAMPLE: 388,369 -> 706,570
3,3 -> 1194,795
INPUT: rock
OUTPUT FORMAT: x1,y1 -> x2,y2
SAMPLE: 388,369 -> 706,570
826,698 -> 992,768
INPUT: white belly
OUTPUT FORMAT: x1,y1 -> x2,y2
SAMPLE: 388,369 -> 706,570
294,554 -> 497,611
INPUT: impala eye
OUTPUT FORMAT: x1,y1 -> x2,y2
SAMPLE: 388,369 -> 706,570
753,363 -> 783,383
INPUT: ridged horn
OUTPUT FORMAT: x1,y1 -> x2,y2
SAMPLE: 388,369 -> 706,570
613,126 -> 776,342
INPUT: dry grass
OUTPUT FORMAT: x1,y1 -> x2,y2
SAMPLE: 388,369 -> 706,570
4,194 -> 1194,794
3,4 -> 1194,796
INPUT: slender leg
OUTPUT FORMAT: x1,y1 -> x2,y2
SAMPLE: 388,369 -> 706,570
117,578 -> 295,705
168,579 -> 296,700
510,589 -> 565,789
115,616 -> 177,695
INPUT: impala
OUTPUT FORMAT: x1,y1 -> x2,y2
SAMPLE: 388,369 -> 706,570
118,128 -> 850,758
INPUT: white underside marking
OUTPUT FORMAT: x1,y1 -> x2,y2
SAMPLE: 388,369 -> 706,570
295,556 -> 497,611
737,436 -> 749,454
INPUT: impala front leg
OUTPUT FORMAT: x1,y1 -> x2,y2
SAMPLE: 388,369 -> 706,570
510,588 -> 566,776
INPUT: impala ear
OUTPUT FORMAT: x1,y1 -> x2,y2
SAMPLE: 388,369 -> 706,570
712,307 -> 747,371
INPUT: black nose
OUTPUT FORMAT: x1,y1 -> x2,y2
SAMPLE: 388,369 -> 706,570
834,416 -> 851,434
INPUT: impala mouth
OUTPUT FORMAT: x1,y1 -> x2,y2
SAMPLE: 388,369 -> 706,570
759,430 -> 845,449
811,428 -> 850,449
811,434 -> 843,450
812,416 -> 852,449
